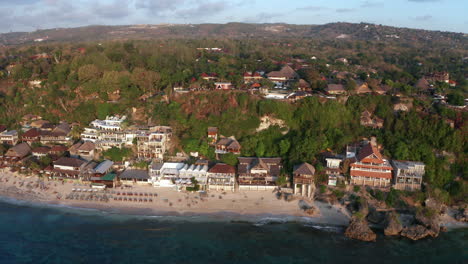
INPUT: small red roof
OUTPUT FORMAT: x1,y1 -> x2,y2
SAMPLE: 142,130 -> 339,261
22,128 -> 41,138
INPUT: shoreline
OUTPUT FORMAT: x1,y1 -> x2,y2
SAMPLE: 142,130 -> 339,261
0,170 -> 351,226
1,171 -> 466,231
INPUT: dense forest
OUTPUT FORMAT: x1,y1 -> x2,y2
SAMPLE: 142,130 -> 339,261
0,36 -> 466,202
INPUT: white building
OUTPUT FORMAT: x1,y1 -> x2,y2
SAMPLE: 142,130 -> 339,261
90,115 -> 127,131
391,160 -> 425,191
179,164 -> 208,186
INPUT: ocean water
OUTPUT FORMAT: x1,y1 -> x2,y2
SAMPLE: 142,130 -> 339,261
0,199 -> 466,264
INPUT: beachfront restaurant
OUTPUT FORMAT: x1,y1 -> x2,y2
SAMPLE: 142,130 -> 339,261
119,169 -> 150,185
90,172 -> 118,188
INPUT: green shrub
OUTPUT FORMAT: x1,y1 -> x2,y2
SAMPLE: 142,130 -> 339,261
353,186 -> 361,192
319,185 -> 327,194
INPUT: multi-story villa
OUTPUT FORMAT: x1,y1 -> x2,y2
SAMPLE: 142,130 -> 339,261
136,126 -> 172,161
237,157 -> 282,190
391,160 -> 425,191
293,162 -> 315,198
150,162 -> 185,187
0,130 -> 19,146
207,163 -> 236,191
90,115 -> 127,131
179,163 -> 209,187
350,143 -> 393,187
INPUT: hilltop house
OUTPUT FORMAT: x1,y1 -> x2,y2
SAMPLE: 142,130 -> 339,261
360,110 -> 384,129
214,82 -> 233,90
293,162 -> 315,198
355,82 -> 372,94
267,65 -> 299,88
207,163 -> 236,191
425,72 -> 449,83
237,157 -> 282,190
207,127 -> 218,145
215,136 -> 241,155
200,73 -> 218,81
391,160 -> 425,191
350,143 -> 393,187
243,71 -> 263,84
325,84 -> 346,95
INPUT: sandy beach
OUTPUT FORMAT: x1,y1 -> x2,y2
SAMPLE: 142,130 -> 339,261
0,169 -> 351,225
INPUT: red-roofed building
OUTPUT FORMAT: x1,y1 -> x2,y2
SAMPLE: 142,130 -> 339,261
207,163 -> 236,191
200,73 -> 218,81
350,143 -> 393,187
243,71 -> 263,84
21,128 -> 41,143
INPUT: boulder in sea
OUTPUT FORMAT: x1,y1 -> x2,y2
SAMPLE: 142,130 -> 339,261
454,207 -> 468,222
400,225 -> 432,241
345,215 -> 377,242
384,211 -> 403,236
415,208 -> 440,238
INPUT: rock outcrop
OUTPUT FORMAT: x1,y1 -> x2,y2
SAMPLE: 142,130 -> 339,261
455,207 -> 468,222
345,216 -> 377,242
401,225 -> 432,241
384,211 -> 403,236
415,208 -> 440,238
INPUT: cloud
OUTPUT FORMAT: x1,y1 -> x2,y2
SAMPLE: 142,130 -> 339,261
243,12 -> 283,23
336,8 -> 356,13
92,0 -> 131,19
414,15 -> 433,21
296,6 -> 329,12
408,0 -> 441,2
360,1 -> 384,8
177,1 -> 228,18
135,0 -> 186,14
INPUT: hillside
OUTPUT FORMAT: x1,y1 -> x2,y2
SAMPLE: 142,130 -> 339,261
1,22 -> 466,47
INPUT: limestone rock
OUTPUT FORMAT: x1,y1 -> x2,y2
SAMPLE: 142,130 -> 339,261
401,225 -> 432,241
345,216 -> 377,242
384,211 -> 403,236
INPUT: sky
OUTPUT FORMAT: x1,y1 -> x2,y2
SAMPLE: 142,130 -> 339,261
0,0 -> 467,33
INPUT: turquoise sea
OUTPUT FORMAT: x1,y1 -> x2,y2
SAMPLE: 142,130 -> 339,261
0,198 -> 466,264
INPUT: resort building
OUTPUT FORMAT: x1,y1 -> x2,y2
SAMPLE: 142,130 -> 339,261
391,160 -> 425,191
179,163 -> 209,187
90,115 -> 127,131
68,141 -> 96,161
350,143 -> 393,187
325,156 -> 343,186
50,157 -> 87,179
215,136 -> 241,155
150,162 -> 185,187
31,146 -> 51,158
136,126 -> 172,161
237,157 -> 282,190
207,163 -> 236,192
0,130 -> 19,146
5,142 -> 31,160
293,162 -> 315,198
119,169 -> 150,185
